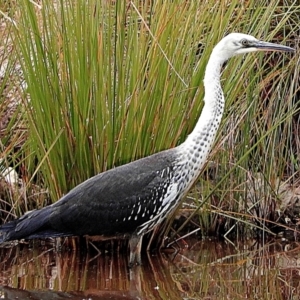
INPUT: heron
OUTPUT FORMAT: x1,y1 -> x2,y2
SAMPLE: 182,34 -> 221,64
0,33 -> 294,267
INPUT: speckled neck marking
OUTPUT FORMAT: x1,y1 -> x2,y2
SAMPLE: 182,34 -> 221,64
175,52 -> 226,192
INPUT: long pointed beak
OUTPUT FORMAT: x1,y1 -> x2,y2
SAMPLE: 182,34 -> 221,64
254,41 -> 295,52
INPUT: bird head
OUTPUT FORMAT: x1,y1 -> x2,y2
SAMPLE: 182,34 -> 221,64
213,33 -> 294,61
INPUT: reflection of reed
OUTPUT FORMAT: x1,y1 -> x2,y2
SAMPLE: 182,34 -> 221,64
0,241 -> 185,299
0,243 -> 131,291
1,239 -> 299,299
166,238 -> 300,299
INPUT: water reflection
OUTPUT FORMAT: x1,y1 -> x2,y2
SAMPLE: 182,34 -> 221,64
0,238 -> 300,299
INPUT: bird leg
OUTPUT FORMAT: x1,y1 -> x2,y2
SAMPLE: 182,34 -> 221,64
128,234 -> 143,267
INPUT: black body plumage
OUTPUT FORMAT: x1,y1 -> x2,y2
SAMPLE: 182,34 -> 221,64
0,149 -> 177,243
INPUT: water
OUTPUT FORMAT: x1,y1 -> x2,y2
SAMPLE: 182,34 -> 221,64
0,238 -> 300,299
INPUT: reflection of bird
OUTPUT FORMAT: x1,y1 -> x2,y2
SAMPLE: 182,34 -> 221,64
0,33 -> 294,267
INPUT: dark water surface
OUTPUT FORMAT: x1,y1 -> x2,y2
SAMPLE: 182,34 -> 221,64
0,238 -> 300,299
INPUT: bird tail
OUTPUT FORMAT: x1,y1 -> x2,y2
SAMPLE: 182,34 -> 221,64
0,221 -> 17,243
0,206 -> 71,243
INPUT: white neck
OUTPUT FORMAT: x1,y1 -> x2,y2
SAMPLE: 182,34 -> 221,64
190,52 -> 225,140
178,50 -> 227,181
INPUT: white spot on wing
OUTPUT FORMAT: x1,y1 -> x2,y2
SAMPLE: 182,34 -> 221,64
137,183 -> 179,235
162,183 -> 177,207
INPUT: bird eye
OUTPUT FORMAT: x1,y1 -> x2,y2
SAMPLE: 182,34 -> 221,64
241,39 -> 249,46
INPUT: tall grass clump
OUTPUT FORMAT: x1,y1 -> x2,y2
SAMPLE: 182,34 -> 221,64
0,12 -> 32,220
3,0 -> 298,237
15,0 -> 201,202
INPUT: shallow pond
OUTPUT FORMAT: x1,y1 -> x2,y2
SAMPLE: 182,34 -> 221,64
0,238 -> 300,299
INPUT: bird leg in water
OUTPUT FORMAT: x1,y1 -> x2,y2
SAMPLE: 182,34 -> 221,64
128,234 -> 143,267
